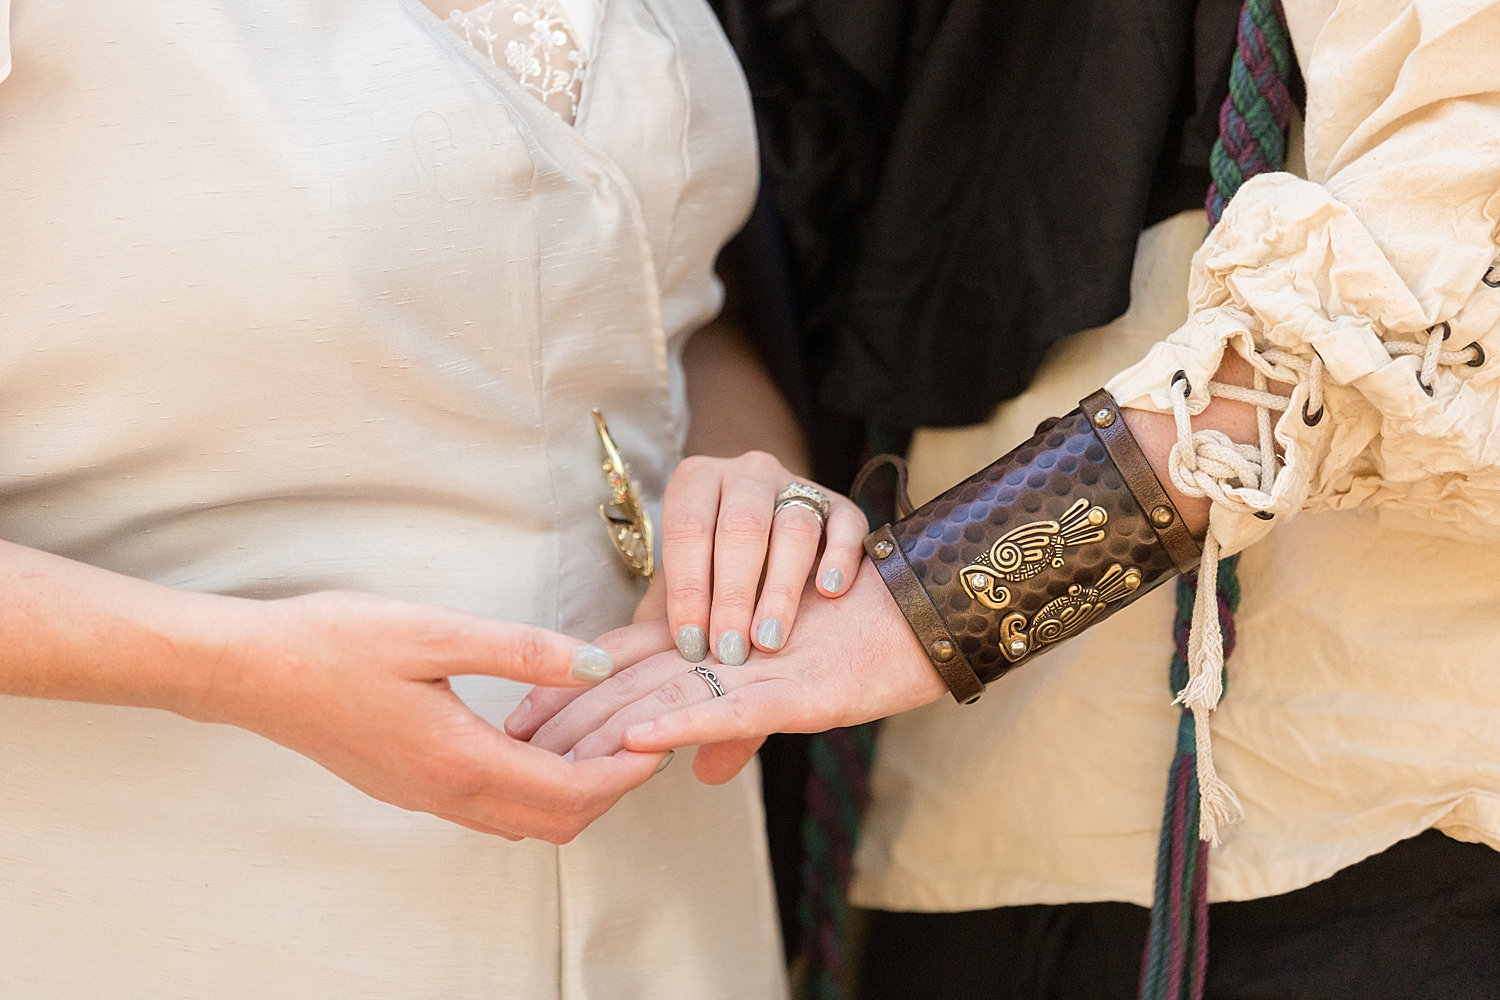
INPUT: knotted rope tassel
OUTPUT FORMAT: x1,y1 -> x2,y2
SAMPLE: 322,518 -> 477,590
1140,0 -> 1291,996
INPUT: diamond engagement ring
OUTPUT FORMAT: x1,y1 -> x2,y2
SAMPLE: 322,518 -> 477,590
773,482 -> 832,529
689,665 -> 726,698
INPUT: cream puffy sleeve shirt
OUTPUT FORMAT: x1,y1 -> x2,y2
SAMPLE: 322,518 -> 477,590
854,0 -> 1500,911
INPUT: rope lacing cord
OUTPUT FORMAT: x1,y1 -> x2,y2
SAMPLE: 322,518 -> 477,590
1161,324 -> 1482,843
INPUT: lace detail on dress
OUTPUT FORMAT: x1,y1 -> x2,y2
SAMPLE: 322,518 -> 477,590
448,0 -> 586,124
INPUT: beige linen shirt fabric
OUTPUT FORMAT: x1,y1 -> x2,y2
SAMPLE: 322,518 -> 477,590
0,2 -> 787,997
853,0 -> 1500,911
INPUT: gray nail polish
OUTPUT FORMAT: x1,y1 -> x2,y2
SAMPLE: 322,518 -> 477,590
569,644 -> 614,682
676,625 -> 707,663
757,617 -> 785,651
654,750 -> 676,775
716,630 -> 747,666
822,567 -> 845,594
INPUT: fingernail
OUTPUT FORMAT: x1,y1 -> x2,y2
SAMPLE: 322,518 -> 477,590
563,750 -> 576,763
570,644 -> 614,682
822,567 -> 844,594
654,750 -> 676,775
676,625 -> 707,663
504,697 -> 532,734
756,617 -> 784,651
626,721 -> 655,741
716,630 -> 747,666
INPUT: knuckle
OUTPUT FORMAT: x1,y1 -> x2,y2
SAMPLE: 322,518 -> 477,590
661,516 -> 713,547
737,450 -> 780,474
652,679 -> 694,711
718,508 -> 770,538
557,783 -> 590,818
509,628 -> 552,673
599,663 -> 650,701
759,578 -> 803,608
712,590 -> 756,614
665,579 -> 710,607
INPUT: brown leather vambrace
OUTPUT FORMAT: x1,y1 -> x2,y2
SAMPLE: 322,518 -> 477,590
863,391 -> 1202,704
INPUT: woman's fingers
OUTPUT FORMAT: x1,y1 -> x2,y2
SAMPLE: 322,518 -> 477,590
621,678 -> 803,753
445,730 -> 665,842
569,663 -> 725,760
707,454 -> 780,665
526,649 -> 696,755
748,504 -> 822,652
503,619 -> 674,739
660,456 -> 723,663
749,490 -> 865,652
692,737 -> 766,785
815,497 -> 868,598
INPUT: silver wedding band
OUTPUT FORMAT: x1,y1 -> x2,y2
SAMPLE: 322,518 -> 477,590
689,665 -> 726,698
773,482 -> 831,529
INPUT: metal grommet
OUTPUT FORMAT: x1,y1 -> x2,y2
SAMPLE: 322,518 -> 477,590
872,539 -> 894,560
963,694 -> 982,705
1430,320 -> 1452,341
1149,505 -> 1175,529
1483,267 -> 1499,289
1254,510 -> 1275,520
930,639 -> 955,662
1416,372 -> 1434,397
1302,399 -> 1324,426
1172,369 -> 1192,396
1092,407 -> 1116,429
1466,342 -> 1486,368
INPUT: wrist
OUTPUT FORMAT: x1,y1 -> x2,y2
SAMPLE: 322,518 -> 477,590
861,392 -> 1197,701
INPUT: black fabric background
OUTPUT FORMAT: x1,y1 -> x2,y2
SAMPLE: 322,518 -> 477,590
857,830 -> 1500,999
713,0 -> 1288,434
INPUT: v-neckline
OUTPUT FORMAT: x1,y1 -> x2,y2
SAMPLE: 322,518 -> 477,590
407,0 -> 614,136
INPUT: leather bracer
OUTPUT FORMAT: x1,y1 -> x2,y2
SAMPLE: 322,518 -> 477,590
863,391 -> 1202,703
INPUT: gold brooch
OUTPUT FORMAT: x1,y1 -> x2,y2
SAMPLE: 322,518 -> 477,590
592,409 -> 655,580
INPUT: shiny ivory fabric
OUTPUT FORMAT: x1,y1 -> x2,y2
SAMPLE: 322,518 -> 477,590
0,1 -> 787,997
855,0 -> 1500,911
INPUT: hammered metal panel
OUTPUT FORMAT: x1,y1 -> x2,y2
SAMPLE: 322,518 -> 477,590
888,408 -> 1177,685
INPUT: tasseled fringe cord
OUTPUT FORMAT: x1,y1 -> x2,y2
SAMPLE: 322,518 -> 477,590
1160,326 -> 1481,842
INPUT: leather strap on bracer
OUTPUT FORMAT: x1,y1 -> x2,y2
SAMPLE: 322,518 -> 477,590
863,390 -> 1201,703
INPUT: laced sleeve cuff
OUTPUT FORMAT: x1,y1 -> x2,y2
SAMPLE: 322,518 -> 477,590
1108,172 -> 1500,556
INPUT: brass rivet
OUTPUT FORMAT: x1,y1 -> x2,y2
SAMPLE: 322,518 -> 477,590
930,639 -> 955,662
1150,505 -> 1174,529
872,539 -> 894,559
1092,407 -> 1116,429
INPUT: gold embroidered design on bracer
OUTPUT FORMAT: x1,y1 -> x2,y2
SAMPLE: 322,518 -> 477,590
959,497 -> 1108,610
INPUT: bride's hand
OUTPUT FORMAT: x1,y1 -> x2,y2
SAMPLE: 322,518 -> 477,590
516,561 -> 947,784
196,591 -> 674,842
660,452 -> 867,666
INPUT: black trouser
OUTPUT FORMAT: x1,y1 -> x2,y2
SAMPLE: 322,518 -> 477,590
858,830 -> 1500,1000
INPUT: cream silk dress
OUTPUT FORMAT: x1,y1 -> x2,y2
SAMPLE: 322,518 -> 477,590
854,0 -> 1500,912
0,1 -> 786,997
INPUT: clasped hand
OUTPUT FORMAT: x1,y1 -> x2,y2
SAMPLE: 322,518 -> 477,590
509,451 -> 945,785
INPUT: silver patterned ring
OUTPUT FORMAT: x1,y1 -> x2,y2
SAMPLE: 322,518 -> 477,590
773,482 -> 832,529
689,665 -> 726,698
